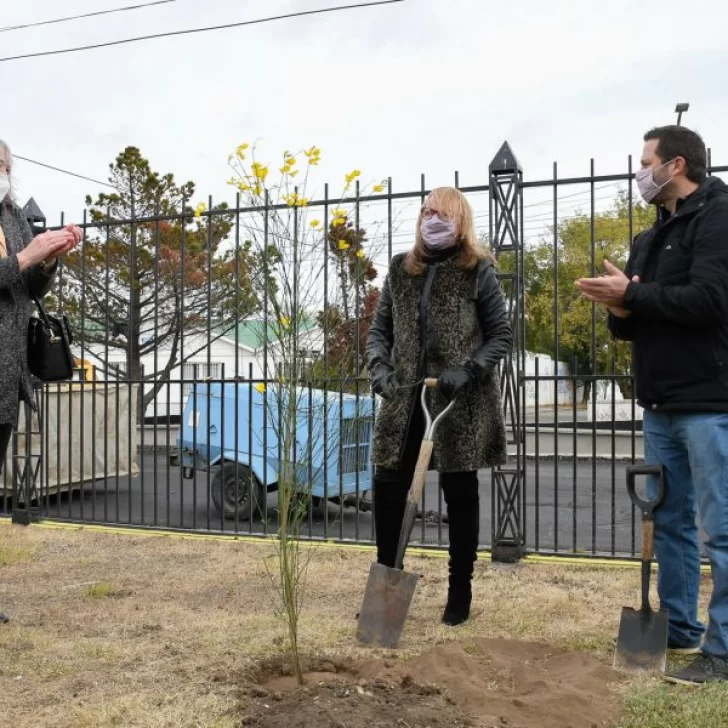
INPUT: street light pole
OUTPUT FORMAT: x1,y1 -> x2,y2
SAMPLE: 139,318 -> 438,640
675,102 -> 689,126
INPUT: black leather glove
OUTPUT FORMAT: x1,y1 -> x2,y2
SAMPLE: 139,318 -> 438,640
438,366 -> 475,402
370,363 -> 397,400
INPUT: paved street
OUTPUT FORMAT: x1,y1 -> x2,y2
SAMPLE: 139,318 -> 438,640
3,453 -> 649,557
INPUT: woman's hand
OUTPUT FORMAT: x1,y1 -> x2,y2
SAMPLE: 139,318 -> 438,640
17,224 -> 81,271
438,367 -> 475,402
42,224 -> 82,267
370,363 -> 398,400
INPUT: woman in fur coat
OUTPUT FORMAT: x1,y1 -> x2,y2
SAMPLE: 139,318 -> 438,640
366,186 -> 511,626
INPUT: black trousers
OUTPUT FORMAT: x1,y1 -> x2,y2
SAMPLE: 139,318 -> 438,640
0,423 -> 10,623
373,457 -> 480,588
0,423 -> 12,477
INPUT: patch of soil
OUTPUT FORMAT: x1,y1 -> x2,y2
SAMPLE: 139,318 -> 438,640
239,639 -> 623,728
240,676 -> 473,728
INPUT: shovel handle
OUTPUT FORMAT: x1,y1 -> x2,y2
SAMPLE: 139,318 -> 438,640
407,440 -> 434,506
394,439 -> 435,569
424,378 -> 438,388
626,464 -> 666,516
640,517 -> 655,612
642,518 -> 655,561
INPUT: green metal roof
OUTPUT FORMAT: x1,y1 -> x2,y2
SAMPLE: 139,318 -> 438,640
216,318 -> 319,350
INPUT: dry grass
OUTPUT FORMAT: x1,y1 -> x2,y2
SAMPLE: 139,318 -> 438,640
0,521 -> 714,728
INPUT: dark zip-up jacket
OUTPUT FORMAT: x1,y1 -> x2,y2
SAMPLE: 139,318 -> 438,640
609,176 -> 728,412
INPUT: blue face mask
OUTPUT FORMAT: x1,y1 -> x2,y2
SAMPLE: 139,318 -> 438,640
420,214 -> 457,250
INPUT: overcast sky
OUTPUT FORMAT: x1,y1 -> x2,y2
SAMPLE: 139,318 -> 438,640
3,0 -> 727,231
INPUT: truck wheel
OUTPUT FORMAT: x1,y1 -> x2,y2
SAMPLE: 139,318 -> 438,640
211,462 -> 263,520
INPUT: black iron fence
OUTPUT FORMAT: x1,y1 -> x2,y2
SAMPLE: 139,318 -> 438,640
3,143 -> 726,560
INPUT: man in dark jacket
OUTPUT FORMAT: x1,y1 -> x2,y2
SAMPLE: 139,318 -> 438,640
576,125 -> 728,684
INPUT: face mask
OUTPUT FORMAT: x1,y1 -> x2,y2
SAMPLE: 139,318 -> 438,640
0,174 -> 9,202
635,159 -> 674,204
420,214 -> 457,250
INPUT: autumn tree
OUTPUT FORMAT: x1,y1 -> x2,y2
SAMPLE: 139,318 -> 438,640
315,209 -> 380,382
59,147 -> 259,419
523,192 -> 655,399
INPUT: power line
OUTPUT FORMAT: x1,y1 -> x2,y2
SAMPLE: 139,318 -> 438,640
13,154 -> 116,189
0,0 -> 176,33
0,0 -> 406,63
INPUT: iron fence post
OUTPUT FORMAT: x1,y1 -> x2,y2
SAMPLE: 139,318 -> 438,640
489,142 -> 526,563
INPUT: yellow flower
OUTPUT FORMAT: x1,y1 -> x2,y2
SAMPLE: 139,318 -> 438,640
304,145 -> 321,166
331,218 -> 346,227
236,143 -> 249,159
356,248 -> 366,259
345,169 -> 362,185
279,165 -> 291,175
338,240 -> 350,251
310,219 -> 321,228
332,208 -> 347,218
284,193 -> 310,207
254,383 -> 266,394
254,184 -> 263,196
237,182 -> 251,192
251,162 -> 269,181
194,202 -> 207,219
279,316 -> 291,330
287,155 -> 297,166
373,184 -> 385,193
290,170 -> 299,178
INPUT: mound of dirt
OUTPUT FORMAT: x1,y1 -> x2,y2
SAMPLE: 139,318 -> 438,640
239,638 -> 623,728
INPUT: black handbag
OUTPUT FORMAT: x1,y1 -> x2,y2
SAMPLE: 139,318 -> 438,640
27,296 -> 74,382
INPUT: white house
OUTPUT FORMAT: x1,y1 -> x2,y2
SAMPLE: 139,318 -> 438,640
73,319 -> 325,422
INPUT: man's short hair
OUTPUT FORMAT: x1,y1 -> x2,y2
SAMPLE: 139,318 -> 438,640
644,125 -> 708,184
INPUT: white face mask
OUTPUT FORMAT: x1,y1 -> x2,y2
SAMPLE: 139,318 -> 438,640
635,159 -> 674,204
0,174 -> 9,202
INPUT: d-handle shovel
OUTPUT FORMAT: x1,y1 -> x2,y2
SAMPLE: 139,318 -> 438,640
613,464 -> 668,673
356,378 -> 455,648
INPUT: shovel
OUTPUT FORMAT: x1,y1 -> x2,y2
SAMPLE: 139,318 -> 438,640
613,464 -> 668,673
357,378 -> 455,648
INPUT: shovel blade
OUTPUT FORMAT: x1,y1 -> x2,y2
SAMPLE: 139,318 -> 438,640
613,606 -> 669,673
356,562 -> 419,648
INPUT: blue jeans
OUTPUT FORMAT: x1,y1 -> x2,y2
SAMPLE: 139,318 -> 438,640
643,410 -> 728,657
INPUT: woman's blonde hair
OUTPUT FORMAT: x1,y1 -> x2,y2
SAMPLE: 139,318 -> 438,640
0,139 -> 15,206
404,186 -> 493,275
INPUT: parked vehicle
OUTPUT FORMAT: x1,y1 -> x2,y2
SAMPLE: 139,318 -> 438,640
175,382 -> 374,519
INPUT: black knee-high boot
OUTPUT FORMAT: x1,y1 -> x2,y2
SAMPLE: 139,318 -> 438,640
373,467 -> 410,568
440,471 -> 480,626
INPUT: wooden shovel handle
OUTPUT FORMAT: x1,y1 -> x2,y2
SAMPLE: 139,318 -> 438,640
407,439 -> 434,506
642,518 -> 654,561
424,378 -> 438,388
